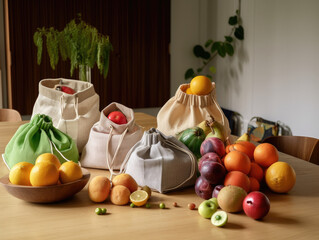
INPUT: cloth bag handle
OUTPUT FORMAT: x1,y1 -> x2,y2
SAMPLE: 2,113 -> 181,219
106,125 -> 128,180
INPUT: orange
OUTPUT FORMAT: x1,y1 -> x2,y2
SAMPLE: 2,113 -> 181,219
112,173 -> 138,193
35,153 -> 61,169
249,177 -> 260,192
254,143 -> 279,168
185,87 -> 193,95
9,162 -> 34,186
189,75 -> 213,95
265,162 -> 296,193
88,176 -> 111,203
59,161 -> 83,184
248,162 -> 264,182
224,171 -> 250,193
229,141 -> 256,161
30,162 -> 59,186
110,185 -> 131,206
225,144 -> 232,154
224,151 -> 251,174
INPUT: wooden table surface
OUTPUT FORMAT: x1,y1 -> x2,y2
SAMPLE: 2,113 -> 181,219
1,112 -> 319,239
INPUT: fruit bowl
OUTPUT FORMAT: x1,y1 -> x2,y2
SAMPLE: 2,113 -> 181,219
0,168 -> 90,203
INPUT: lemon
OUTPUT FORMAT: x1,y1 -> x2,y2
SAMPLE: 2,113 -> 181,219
9,162 -> 34,186
30,162 -> 59,186
59,161 -> 83,184
129,190 -> 149,207
35,153 -> 61,169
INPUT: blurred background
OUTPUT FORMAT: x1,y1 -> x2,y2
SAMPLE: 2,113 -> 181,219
1,0 -> 319,138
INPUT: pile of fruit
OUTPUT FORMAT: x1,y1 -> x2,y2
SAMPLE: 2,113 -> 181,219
190,131 -> 296,223
88,173 -> 152,208
9,153 -> 83,186
175,105 -> 297,224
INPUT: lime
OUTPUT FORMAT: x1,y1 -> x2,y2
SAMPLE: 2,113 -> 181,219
95,208 -> 102,215
101,208 -> 107,214
159,203 -> 165,209
211,211 -> 228,227
130,203 -> 135,208
130,190 -> 148,207
145,203 -> 151,208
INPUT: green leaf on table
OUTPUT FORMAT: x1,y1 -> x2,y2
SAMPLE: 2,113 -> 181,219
185,68 -> 195,80
224,43 -> 234,56
209,66 -> 216,74
235,25 -> 244,40
228,16 -> 238,26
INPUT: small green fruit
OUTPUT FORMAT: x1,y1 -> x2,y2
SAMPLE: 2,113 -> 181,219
211,211 -> 228,227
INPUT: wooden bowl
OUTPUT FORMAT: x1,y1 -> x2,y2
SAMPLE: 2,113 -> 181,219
0,168 -> 90,203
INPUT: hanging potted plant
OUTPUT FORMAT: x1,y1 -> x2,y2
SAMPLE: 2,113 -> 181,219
33,14 -> 112,82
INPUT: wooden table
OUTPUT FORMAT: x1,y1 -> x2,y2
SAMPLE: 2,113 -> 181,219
1,112 -> 319,239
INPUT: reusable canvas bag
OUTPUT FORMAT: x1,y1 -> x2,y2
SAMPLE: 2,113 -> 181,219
157,83 -> 231,141
32,78 -> 100,152
80,102 -> 143,174
124,128 -> 197,193
3,114 -> 79,169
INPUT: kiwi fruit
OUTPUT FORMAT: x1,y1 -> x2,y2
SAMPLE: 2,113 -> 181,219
217,185 -> 247,213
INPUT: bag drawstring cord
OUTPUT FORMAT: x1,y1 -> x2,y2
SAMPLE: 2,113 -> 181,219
106,125 -> 128,180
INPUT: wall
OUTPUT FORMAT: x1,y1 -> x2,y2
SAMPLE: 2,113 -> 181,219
171,0 -> 319,138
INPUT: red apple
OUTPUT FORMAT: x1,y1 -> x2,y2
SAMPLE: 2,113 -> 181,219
198,152 -> 221,171
107,111 -> 127,125
200,137 -> 226,158
243,191 -> 270,220
61,86 -> 75,94
195,176 -> 213,200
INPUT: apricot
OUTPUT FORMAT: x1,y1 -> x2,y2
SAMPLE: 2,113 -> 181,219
110,185 -> 131,206
88,176 -> 111,203
112,173 -> 138,193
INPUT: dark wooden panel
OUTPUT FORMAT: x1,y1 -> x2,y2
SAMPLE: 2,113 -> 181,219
8,0 -> 170,115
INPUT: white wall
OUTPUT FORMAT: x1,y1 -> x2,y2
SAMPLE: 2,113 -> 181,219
171,0 -> 319,138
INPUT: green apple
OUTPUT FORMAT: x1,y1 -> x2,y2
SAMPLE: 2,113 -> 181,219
198,199 -> 218,219
209,197 -> 219,208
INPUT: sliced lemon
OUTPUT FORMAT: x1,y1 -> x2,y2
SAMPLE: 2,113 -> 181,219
130,190 -> 149,207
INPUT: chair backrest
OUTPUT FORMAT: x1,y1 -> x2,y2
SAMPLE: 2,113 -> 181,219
0,109 -> 22,122
262,136 -> 319,165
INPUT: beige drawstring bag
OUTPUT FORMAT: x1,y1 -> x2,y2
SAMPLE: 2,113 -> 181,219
32,78 -> 100,152
80,102 -> 143,176
157,83 -> 231,139
123,128 -> 197,193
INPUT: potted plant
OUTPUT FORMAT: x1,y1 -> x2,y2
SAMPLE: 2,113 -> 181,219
185,6 -> 244,81
33,14 -> 112,82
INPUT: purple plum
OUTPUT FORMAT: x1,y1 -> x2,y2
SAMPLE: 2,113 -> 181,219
198,152 -> 221,171
200,161 -> 226,185
195,176 -> 214,200
200,137 -> 226,158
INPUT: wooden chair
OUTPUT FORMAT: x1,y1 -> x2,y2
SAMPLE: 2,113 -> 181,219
0,109 -> 22,122
262,136 -> 319,165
